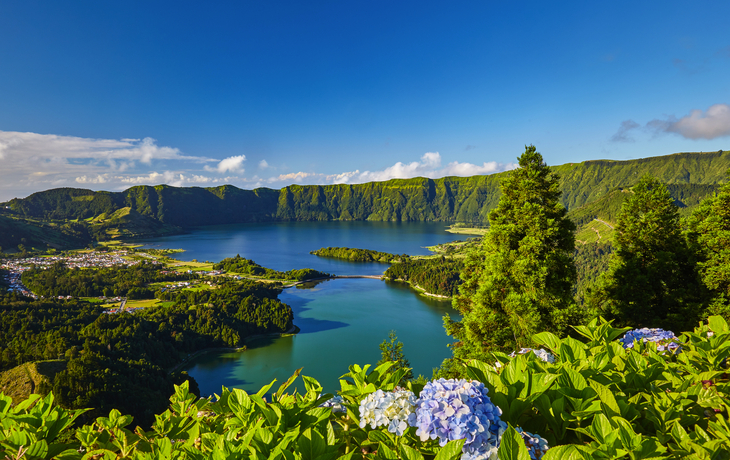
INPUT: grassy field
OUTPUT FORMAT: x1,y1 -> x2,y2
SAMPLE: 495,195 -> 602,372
575,219 -> 616,245
124,299 -> 174,309
79,297 -> 106,304
164,260 -> 216,271
445,225 -> 488,235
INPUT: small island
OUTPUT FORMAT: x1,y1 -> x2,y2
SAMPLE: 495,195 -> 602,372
310,247 -> 409,263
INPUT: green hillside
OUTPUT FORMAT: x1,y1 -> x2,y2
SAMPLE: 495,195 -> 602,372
0,360 -> 65,405
0,213 -> 90,251
3,150 -> 728,245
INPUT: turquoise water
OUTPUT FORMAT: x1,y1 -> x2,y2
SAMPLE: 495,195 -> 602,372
136,221 -> 464,395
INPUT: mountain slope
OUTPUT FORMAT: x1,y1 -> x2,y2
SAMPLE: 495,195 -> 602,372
4,150 -> 728,235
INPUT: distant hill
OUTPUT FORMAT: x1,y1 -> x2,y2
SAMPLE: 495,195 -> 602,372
1,150 -> 728,248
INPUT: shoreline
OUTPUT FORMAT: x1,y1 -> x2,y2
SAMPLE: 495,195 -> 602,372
383,277 -> 451,300
167,324 -> 301,373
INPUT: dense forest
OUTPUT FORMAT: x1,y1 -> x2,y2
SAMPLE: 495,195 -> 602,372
212,255 -> 330,281
0,274 -> 294,425
1,150 -> 728,251
311,247 -> 410,263
384,257 -> 463,297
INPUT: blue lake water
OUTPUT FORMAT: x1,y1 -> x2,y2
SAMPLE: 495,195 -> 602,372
136,221 -> 466,395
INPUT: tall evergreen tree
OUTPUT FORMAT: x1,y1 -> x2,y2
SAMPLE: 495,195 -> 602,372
444,145 -> 579,365
377,330 -> 413,382
588,175 -> 704,331
686,173 -> 730,318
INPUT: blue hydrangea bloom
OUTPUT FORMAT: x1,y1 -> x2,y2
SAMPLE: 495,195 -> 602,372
620,328 -> 680,352
517,427 -> 549,459
414,378 -> 506,454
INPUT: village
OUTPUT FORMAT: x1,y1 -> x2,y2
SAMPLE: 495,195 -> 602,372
0,249 -> 230,313
1,250 -> 138,299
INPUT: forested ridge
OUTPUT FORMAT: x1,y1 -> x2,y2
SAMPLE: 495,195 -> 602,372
311,247 -> 410,263
0,270 -> 294,425
384,257 -> 464,297
212,255 -> 330,281
1,150 -> 728,251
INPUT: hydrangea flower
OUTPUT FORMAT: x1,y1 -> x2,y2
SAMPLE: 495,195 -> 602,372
619,328 -> 680,353
320,395 -> 346,413
509,348 -> 556,364
517,427 -> 549,459
414,378 -> 506,454
358,389 -> 417,435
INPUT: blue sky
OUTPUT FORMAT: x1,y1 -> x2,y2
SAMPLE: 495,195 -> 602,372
1,0 -> 729,201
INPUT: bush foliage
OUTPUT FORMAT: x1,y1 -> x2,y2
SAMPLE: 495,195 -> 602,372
2,316 -> 729,459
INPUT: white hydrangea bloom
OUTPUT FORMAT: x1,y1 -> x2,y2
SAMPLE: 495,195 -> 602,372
358,389 -> 417,435
509,348 -> 556,364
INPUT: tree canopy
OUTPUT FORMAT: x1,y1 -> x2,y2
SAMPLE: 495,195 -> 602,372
686,172 -> 730,318
587,175 -> 704,331
445,146 -> 580,366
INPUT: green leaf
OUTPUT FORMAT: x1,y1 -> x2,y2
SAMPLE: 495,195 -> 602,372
399,444 -> 425,460
24,440 -> 49,459
541,444 -> 591,460
228,388 -> 252,415
302,375 -> 323,399
297,427 -> 326,460
433,438 -> 466,460
589,413 -> 614,444
376,442 -> 398,460
275,368 -> 303,400
588,380 -> 621,416
532,331 -> 562,354
367,430 -> 392,444
559,366 -> 588,391
708,316 -> 729,334
498,425 -> 530,460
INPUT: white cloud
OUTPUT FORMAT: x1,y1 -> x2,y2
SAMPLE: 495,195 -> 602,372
205,154 -> 246,174
265,152 -> 516,189
118,172 -> 215,187
0,131 -> 210,164
75,175 -> 108,184
258,159 -> 269,169
0,130 -> 222,200
648,104 -> 730,140
121,172 -> 175,184
327,171 -> 360,184
268,172 -> 316,183
439,160 -> 504,176
342,152 -> 513,183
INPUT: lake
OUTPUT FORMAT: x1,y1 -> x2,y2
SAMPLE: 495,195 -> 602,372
137,221 -> 466,395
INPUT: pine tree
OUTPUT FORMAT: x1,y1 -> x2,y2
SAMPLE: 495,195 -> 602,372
376,330 -> 413,382
588,175 -> 704,331
444,145 -> 579,365
686,173 -> 730,318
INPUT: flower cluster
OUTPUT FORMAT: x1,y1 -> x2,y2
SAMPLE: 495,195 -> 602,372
517,427 -> 549,459
320,395 -> 346,413
358,389 -> 417,435
354,379 -> 549,458
414,379 -> 506,454
509,348 -> 556,364
620,328 -> 680,353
